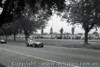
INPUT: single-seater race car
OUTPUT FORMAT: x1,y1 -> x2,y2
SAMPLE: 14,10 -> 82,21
26,39 -> 44,48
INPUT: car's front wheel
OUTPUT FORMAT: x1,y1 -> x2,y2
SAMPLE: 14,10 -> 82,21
26,43 -> 29,47
40,44 -> 44,48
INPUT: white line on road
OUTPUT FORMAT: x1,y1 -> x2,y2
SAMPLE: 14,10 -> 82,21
0,47 -> 79,67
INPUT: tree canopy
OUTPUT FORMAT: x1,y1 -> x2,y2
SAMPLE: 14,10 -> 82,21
0,0 -> 66,27
0,2 -> 52,40
63,0 -> 100,45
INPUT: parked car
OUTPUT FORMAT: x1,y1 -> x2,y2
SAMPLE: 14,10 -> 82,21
0,39 -> 7,44
26,39 -> 44,48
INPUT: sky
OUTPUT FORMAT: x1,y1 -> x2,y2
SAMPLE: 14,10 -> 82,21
37,14 -> 100,34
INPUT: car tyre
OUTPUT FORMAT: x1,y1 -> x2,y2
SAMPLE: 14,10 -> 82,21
30,45 -> 33,47
40,44 -> 44,48
33,44 -> 36,47
26,44 -> 29,47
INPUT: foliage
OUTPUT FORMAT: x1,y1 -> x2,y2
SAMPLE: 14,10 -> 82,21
0,0 -> 66,27
64,0 -> 100,31
62,0 -> 100,45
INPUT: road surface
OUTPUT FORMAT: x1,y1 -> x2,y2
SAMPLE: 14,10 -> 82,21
0,41 -> 100,67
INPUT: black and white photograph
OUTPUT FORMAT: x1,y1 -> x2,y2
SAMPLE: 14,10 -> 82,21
0,0 -> 100,67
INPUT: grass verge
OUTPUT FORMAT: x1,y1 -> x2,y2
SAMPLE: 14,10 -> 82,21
7,38 -> 100,50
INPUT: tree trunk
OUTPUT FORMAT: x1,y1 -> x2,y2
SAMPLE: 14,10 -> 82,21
5,35 -> 7,40
84,30 -> 89,45
41,27 -> 44,35
61,34 -> 63,39
25,35 -> 29,41
24,30 -> 29,41
13,34 -> 16,41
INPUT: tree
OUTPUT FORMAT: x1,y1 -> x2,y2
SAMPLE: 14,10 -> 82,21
0,0 -> 66,41
93,31 -> 99,35
60,27 -> 64,38
0,0 -> 66,27
72,26 -> 75,35
0,23 -> 12,40
63,0 -> 100,45
0,1 -> 55,41
50,27 -> 53,34
21,5 -> 50,40
9,21 -> 21,40
50,27 -> 53,38
41,26 -> 45,35
0,21 -> 21,40
0,0 -> 25,27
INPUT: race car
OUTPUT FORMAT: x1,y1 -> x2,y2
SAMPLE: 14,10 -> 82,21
0,39 -> 7,44
26,39 -> 44,48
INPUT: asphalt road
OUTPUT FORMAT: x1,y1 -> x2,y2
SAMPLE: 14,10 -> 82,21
0,41 -> 100,67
